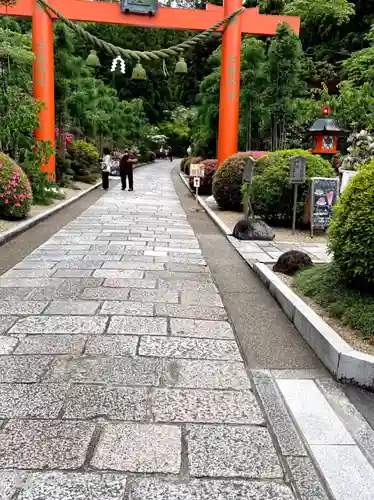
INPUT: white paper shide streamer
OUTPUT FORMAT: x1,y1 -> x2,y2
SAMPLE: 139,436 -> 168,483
111,56 -> 126,74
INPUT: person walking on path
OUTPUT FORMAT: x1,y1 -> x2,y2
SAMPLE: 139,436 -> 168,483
101,147 -> 111,190
167,145 -> 173,162
119,148 -> 137,191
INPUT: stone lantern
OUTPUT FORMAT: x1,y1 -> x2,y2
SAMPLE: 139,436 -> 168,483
307,106 -> 348,155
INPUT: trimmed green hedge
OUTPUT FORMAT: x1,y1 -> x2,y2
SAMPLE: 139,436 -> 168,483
328,161 -> 374,290
248,149 -> 335,224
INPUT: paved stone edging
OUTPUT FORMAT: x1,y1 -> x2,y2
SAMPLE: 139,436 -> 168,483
179,171 -> 374,390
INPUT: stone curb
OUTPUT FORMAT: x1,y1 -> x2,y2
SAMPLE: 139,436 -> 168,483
178,169 -> 374,389
253,262 -> 374,389
178,172 -> 232,235
0,162 -> 153,248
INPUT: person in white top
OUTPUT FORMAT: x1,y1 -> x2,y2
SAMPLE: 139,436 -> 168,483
101,148 -> 111,190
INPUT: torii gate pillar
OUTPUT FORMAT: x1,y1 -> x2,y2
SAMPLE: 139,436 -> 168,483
33,0 -> 55,178
218,0 -> 241,166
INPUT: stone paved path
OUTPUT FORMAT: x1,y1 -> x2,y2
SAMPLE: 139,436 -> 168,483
0,161 -> 373,499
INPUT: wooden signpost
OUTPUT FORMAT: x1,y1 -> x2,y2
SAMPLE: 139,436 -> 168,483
190,163 -> 205,212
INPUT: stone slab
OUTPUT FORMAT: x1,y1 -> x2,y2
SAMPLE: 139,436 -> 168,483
0,335 -> 18,354
0,384 -> 68,418
0,356 -> 52,382
3,269 -> 54,278
277,379 -> 354,445
80,287 -> 130,300
85,335 -> 138,356
146,271 -> 210,282
54,260 -> 104,269
0,420 -> 94,469
91,423 -> 181,473
63,385 -> 148,420
252,372 -> 306,456
10,315 -> 108,334
187,424 -> 282,478
158,279 -> 218,293
152,388 -> 263,424
287,456 -> 329,500
162,359 -> 249,390
129,289 -> 179,304
311,444 -> 374,500
100,301 -> 154,316
53,269 -> 94,278
15,334 -> 87,355
180,291 -> 224,307
17,472 -> 127,500
0,301 -> 47,315
48,356 -> 163,385
156,304 -> 227,321
0,471 -> 28,500
338,351 -> 374,389
0,316 -> 21,335
104,278 -> 157,289
43,300 -> 101,315
170,318 -> 235,339
102,262 -> 164,270
94,269 -> 144,279
139,336 -> 241,361
108,316 -> 167,335
0,288 -> 33,300
128,478 -> 295,500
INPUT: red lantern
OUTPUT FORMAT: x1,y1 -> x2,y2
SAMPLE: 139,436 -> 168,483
322,106 -> 331,116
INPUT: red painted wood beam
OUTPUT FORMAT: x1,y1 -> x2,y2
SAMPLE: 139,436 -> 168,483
0,0 -> 300,35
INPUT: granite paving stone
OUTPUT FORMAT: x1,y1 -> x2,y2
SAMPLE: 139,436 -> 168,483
91,423 -> 181,473
80,287 -> 130,300
15,261 -> 57,269
252,371 -> 307,456
43,300 -> 101,315
15,335 -> 87,355
139,336 -> 241,361
52,269 -> 94,278
152,388 -> 263,424
93,269 -> 144,279
0,288 -> 36,301
99,301 -> 154,316
54,260 -> 104,269
0,356 -> 53,382
101,261 -> 164,270
162,359 -> 249,390
0,420 -> 95,469
2,269 -> 54,278
158,279 -> 218,293
17,472 -> 127,500
129,289 -> 179,304
0,384 -> 68,418
48,356 -> 163,385
128,478 -> 295,500
0,471 -> 28,500
170,318 -> 235,339
187,424 -> 282,478
0,301 -> 47,315
145,270 -> 211,282
0,336 -> 18,354
180,291 -> 224,307
287,456 -> 329,500
10,315 -> 108,334
108,316 -> 167,335
84,335 -> 138,356
104,278 -> 157,289
156,304 -> 227,321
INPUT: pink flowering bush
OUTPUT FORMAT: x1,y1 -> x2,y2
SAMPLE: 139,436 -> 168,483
0,153 -> 32,219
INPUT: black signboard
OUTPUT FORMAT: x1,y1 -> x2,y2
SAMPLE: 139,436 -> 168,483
310,177 -> 339,234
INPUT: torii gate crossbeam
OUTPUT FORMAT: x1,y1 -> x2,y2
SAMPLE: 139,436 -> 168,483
0,0 -> 300,177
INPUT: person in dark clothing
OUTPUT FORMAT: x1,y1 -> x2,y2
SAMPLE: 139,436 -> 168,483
167,146 -> 173,162
101,147 -> 111,190
119,149 -> 137,191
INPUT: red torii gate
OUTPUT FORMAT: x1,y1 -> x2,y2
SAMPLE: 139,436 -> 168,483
0,0 -> 299,177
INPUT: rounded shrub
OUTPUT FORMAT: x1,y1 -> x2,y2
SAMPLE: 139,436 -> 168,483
180,156 -> 191,172
0,153 -> 32,219
212,153 -> 253,211
248,149 -> 335,224
328,162 -> 374,289
67,140 -> 100,184
189,159 -> 218,195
